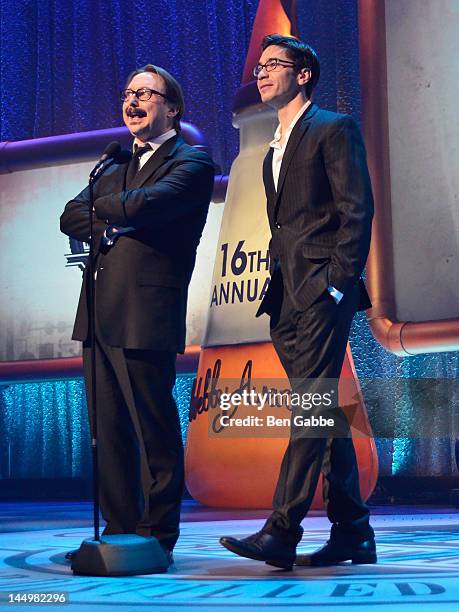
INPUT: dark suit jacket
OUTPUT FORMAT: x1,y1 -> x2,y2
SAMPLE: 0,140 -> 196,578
60,134 -> 215,353
257,103 -> 374,317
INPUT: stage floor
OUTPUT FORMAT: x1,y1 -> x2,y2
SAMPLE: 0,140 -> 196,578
0,501 -> 458,611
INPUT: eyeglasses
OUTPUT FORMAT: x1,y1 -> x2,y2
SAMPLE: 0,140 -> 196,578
253,58 -> 297,78
120,87 -> 167,102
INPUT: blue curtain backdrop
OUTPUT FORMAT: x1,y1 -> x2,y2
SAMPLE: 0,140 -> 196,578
0,0 -> 260,173
0,0 -> 363,173
0,0 -> 457,483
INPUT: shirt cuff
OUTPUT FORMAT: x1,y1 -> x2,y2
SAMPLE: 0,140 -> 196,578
327,285 -> 344,304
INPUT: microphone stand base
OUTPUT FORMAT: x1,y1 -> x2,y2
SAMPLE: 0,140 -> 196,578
71,534 -> 169,576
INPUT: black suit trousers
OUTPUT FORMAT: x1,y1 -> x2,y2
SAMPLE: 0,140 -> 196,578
263,278 -> 374,545
82,329 -> 184,551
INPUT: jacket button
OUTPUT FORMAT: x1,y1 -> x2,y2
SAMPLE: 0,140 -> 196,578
275,222 -> 281,229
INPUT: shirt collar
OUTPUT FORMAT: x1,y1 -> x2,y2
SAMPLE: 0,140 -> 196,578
133,128 -> 177,152
270,100 -> 311,149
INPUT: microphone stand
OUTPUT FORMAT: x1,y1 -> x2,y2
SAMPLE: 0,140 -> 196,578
70,151 -> 169,576
87,167 -> 101,543
84,152 -> 120,539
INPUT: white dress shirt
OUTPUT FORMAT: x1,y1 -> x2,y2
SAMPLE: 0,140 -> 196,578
269,101 -> 343,303
270,100 -> 311,191
134,128 -> 177,169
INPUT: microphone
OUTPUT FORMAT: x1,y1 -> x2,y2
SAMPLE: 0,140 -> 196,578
99,141 -> 122,163
90,141 -> 122,181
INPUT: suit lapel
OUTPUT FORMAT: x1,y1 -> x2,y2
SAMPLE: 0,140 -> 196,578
129,134 -> 183,189
100,158 -> 130,194
274,103 -> 318,209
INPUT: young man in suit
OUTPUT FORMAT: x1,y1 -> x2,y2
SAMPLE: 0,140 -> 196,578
61,65 -> 214,565
220,35 -> 375,570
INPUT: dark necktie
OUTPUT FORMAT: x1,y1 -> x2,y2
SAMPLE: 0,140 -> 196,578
126,143 -> 152,185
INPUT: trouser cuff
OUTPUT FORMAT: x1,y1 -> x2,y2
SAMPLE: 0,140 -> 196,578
330,520 -> 374,543
262,519 -> 304,546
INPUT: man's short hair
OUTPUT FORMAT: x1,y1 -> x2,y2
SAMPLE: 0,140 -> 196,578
126,64 -> 185,131
261,34 -> 320,98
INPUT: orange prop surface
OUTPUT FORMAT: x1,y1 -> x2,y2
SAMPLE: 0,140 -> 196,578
185,343 -> 378,509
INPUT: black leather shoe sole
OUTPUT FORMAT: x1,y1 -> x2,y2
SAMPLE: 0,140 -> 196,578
265,558 -> 295,570
295,550 -> 377,566
220,537 -> 294,570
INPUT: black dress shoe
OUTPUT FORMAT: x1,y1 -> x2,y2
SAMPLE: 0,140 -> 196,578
162,548 -> 174,567
220,531 -> 296,570
295,538 -> 377,566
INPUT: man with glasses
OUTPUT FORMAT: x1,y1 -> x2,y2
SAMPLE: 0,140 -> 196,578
60,65 -> 214,566
220,35 -> 375,570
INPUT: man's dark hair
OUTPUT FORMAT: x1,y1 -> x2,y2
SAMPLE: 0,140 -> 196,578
261,34 -> 320,98
126,64 -> 185,131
